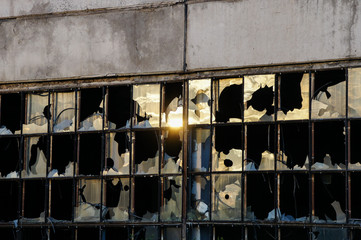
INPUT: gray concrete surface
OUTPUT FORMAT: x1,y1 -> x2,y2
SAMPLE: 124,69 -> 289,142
0,5 -> 184,82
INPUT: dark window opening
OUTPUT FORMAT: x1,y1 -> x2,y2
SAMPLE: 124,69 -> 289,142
247,226 -> 276,240
134,177 -> 159,221
215,83 -> 243,123
51,180 -> 73,221
215,226 -> 242,240
79,133 -> 102,175
77,227 -> 99,240
280,227 -> 309,240
51,135 -> 75,176
24,180 -> 45,219
0,181 -> 19,221
133,226 -> 159,240
0,137 -> 21,177
102,227 -> 129,240
134,130 -> 159,174
50,228 -> 73,240
79,88 -> 104,131
0,93 -> 23,134
107,86 -> 131,129
280,73 -> 305,114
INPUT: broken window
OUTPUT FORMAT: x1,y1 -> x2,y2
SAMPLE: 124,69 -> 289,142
187,226 -> 211,240
107,86 -> 131,129
160,176 -> 182,221
23,136 -> 48,178
134,177 -> 159,222
50,179 -> 73,221
278,72 -> 309,120
0,137 -> 21,178
280,227 -> 310,240
350,173 -> 361,223
187,175 -> 210,221
133,84 -> 160,128
311,70 -> 346,119
213,125 -> 243,171
163,227 -> 181,240
134,130 -> 159,174
189,79 -> 212,124
133,226 -> 159,240
349,120 -> 361,169
105,132 -> 130,175
22,228 -> 46,240
104,178 -> 130,221
0,93 -> 23,134
212,174 -> 242,220
75,179 -> 103,222
245,173 -> 274,221
189,127 -> 211,172
163,82 -> 183,127
214,78 -> 243,123
0,181 -> 19,221
24,92 -> 50,134
162,128 -> 182,173
50,134 -> 75,177
77,227 -> 99,240
215,226 -> 242,240
79,88 -> 104,131
245,124 -> 275,170
23,180 -> 45,221
50,228 -> 73,240
53,92 -> 75,132
0,228 -> 17,240
102,227 -> 129,240
79,133 -> 102,176
314,173 -> 346,223
348,68 -> 361,117
244,74 -> 275,122
246,226 -> 275,240
311,227 -> 347,240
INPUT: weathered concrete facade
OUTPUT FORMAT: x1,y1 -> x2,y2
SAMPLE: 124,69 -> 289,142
0,0 -> 360,81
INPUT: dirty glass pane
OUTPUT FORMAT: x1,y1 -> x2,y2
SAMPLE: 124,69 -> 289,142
247,226 -> 275,240
104,132 -> 130,175
280,174 -> 309,222
49,135 -> 74,177
104,178 -> 130,221
350,120 -> 361,169
0,181 -> 19,221
23,180 -> 45,222
278,73 -> 309,120
79,133 -> 102,176
314,173 -> 346,223
51,180 -> 73,221
280,228 -> 309,240
349,68 -> 361,117
23,136 -> 48,178
24,92 -> 50,134
79,88 -> 103,131
213,125 -> 243,171
350,173 -> 361,223
133,226 -> 159,240
313,121 -> 345,170
189,127 -> 211,172
187,175 -> 210,221
244,75 -> 275,122
0,137 -> 20,178
188,79 -> 212,125
188,226 -> 211,240
162,128 -> 182,174
279,123 -> 309,170
75,179 -> 103,222
245,124 -> 275,171
133,84 -> 160,128
311,70 -> 346,119
161,176 -> 182,221
164,227 -> 181,240
53,92 -> 75,132
108,86 -> 131,129
214,78 -> 243,123
245,173 -> 274,221
212,174 -> 242,220
0,93 -> 22,134
215,226 -> 242,240
134,130 -> 159,174
134,177 -> 159,222
311,228 -> 347,240
162,82 -> 183,127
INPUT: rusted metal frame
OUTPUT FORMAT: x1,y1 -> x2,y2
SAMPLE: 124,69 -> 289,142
309,72 -> 314,225
45,90 -> 52,223
274,74 -> 280,234
181,79 -> 188,240
240,75 -> 245,228
209,78 -> 214,240
345,69 -> 351,226
130,84 -> 135,222
159,83 -> 164,225
71,89 -> 79,223
100,86 -> 106,223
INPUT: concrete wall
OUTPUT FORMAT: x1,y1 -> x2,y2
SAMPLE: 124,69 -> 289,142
0,0 -> 361,82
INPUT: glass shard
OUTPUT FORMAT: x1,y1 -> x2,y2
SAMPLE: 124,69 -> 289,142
188,79 -> 212,124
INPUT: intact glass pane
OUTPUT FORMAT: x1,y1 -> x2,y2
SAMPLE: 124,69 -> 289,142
349,68 -> 361,117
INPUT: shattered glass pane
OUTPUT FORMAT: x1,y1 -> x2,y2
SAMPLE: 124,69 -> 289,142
23,136 -> 48,178
244,74 -> 275,122
133,84 -> 160,128
164,227 -> 181,240
212,174 -> 242,220
215,226 -> 242,240
79,133 -> 102,176
79,88 -> 103,131
51,180 -> 73,221
161,176 -> 182,221
245,124 -> 275,171
108,86 -> 131,129
187,226 -> 211,240
247,226 -> 275,240
75,179 -> 103,222
213,125 -> 243,171
187,175 -> 210,221
24,93 -> 50,134
188,79 -> 212,124
162,128 -> 182,174
133,226 -> 159,240
245,173 -> 274,221
49,135 -> 75,177
189,128 -> 211,172
0,93 -> 23,134
104,178 -> 129,221
0,181 -> 19,221
53,92 -> 75,132
24,180 -> 45,222
134,177 -> 159,222
314,173 -> 346,223
311,227 -> 347,240
162,82 -> 183,127
278,73 -> 309,120
313,121 -> 345,170
350,120 -> 361,169
134,130 -> 159,174
105,132 -> 130,175
311,70 -> 346,119
279,123 -> 309,170
349,68 -> 361,117
214,78 -> 243,123
280,174 -> 309,222
0,137 -> 20,178
349,173 -> 361,222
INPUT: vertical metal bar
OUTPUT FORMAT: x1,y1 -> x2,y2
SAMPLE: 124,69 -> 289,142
309,72 -> 314,223
130,84 -> 135,221
158,83 -> 164,223
72,89 -> 78,223
274,74 -> 280,227
181,80 -> 188,240
100,86 -> 106,222
209,78 -> 214,223
345,69 -> 350,224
